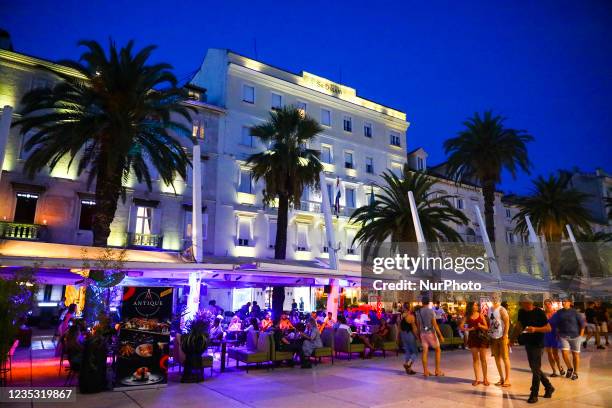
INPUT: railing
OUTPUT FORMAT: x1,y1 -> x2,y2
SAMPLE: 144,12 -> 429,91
0,221 -> 47,240
297,201 -> 355,217
127,232 -> 163,248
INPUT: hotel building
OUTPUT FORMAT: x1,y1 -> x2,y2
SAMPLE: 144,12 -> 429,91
0,46 -> 408,313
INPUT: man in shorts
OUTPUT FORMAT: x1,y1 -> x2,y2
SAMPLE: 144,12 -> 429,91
550,297 -> 586,380
488,294 -> 511,387
415,297 -> 445,377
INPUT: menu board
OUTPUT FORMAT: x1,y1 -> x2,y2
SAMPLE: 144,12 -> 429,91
114,286 -> 173,390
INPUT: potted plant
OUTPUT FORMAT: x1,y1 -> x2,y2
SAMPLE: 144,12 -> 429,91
180,311 -> 210,383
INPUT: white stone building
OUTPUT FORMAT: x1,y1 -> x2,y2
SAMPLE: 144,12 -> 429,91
190,49 -> 409,263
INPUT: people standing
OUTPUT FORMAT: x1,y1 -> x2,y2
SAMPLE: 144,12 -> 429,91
415,297 -> 445,377
461,301 -> 490,386
512,295 -> 554,404
550,297 -> 586,380
489,294 -> 512,387
400,303 -> 418,375
584,302 -> 603,349
543,299 -> 565,377
594,300 -> 609,347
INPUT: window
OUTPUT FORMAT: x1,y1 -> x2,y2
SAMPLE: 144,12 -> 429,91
364,122 -> 372,138
192,120 -> 205,139
417,157 -> 424,171
365,189 -> 375,205
505,208 -> 512,219
135,206 -> 153,236
297,101 -> 307,117
271,93 -> 282,110
456,198 -> 464,210
237,218 -> 252,246
240,126 -> 253,147
238,169 -> 253,194
268,221 -> 277,249
391,161 -> 403,175
390,131 -> 401,147
321,145 -> 332,164
242,84 -> 255,104
184,211 -> 208,240
365,157 -> 374,174
78,199 -> 96,230
345,187 -> 356,208
344,152 -> 354,169
321,109 -> 331,126
296,223 -> 309,251
346,229 -> 357,255
13,193 -> 38,224
343,116 -> 352,132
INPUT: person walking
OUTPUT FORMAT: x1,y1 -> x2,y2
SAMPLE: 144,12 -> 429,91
489,294 -> 512,387
550,297 -> 586,380
512,295 -> 554,404
594,300 -> 609,347
543,299 -> 565,377
415,297 -> 445,377
399,303 -> 418,375
461,301 -> 490,386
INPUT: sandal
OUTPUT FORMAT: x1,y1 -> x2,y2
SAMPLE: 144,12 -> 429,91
501,382 -> 511,387
495,380 -> 504,386
472,380 -> 481,386
550,373 -> 558,377
559,368 -> 565,376
435,371 -> 445,377
483,380 -> 490,386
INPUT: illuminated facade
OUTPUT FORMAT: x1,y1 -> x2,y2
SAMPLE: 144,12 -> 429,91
406,147 -> 525,245
0,48 -> 225,252
191,49 -> 409,262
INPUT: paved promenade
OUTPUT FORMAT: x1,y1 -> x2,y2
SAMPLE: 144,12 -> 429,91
5,338 -> 610,407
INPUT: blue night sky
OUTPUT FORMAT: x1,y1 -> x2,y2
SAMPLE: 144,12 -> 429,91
2,0 -> 611,194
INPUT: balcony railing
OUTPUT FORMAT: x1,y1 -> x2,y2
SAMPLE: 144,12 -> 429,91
127,232 -> 163,248
0,221 -> 47,241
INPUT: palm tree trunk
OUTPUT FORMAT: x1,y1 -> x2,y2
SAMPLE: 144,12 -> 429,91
274,194 -> 289,260
482,180 -> 496,242
91,174 -> 122,247
272,193 -> 289,320
85,169 -> 122,323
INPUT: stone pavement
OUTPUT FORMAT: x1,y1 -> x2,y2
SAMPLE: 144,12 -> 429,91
5,344 -> 610,407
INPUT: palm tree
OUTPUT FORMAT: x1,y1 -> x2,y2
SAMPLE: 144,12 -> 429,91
247,106 -> 324,260
513,173 -> 593,279
513,173 -> 593,242
444,111 -> 533,242
247,106 -> 323,319
13,40 -> 192,247
350,165 -> 469,258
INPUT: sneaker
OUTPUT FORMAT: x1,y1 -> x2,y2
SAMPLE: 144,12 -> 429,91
571,373 -> 578,380
527,395 -> 538,404
543,387 -> 555,398
566,367 -> 574,378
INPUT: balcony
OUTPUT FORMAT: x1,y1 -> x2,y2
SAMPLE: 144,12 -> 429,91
299,200 -> 322,213
0,221 -> 48,241
127,232 -> 163,249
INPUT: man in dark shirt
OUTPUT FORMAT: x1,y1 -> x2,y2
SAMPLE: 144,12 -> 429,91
594,301 -> 609,347
513,295 -> 553,404
584,302 -> 603,349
